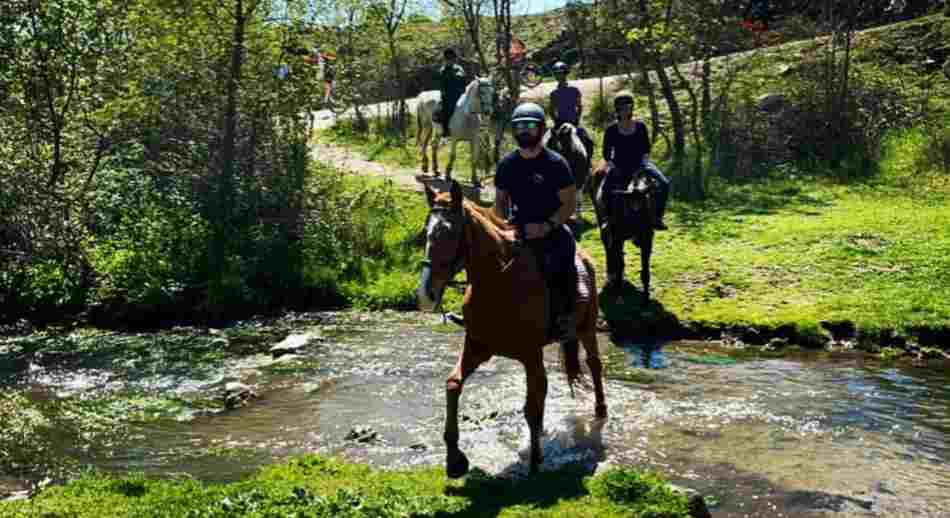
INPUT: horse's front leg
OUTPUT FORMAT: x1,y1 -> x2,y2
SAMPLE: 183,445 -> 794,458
470,134 -> 480,188
522,349 -> 547,475
431,134 -> 441,177
445,336 -> 491,478
640,237 -> 653,305
419,125 -> 430,174
445,137 -> 458,181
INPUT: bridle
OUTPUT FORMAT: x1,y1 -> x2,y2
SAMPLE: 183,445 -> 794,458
421,205 -> 468,314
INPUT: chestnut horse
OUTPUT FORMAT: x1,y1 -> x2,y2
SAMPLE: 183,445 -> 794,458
416,179 -> 607,477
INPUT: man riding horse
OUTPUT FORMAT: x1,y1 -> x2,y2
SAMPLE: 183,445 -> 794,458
495,102 -> 579,340
595,91 -> 671,289
437,49 -> 467,137
549,61 -> 595,167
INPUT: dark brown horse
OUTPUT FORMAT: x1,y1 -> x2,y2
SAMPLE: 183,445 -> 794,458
543,123 -> 591,218
415,180 -> 607,477
591,167 -> 657,304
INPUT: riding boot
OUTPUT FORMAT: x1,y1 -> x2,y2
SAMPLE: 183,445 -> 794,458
556,273 -> 578,341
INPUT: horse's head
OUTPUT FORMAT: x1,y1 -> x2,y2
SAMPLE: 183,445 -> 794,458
609,172 -> 656,222
417,179 -> 466,312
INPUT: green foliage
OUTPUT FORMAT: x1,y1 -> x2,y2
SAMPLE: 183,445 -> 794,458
879,346 -> 904,361
587,468 -> 692,517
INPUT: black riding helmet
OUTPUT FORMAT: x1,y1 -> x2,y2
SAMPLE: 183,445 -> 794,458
443,48 -> 457,60
553,61 -> 569,75
511,102 -> 546,125
613,91 -> 634,109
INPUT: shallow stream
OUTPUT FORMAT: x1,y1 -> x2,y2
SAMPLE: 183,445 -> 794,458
2,311 -> 948,517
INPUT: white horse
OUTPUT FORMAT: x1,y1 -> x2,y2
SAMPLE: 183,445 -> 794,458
416,77 -> 494,186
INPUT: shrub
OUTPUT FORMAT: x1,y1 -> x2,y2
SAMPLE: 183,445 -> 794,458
587,467 -> 692,517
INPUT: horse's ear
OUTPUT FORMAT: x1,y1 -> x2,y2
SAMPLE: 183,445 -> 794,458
450,180 -> 463,213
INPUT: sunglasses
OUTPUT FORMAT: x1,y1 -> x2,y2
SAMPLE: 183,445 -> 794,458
512,121 -> 540,131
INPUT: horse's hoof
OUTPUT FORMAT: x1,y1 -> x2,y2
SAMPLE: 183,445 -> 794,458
595,403 -> 608,419
446,449 -> 470,479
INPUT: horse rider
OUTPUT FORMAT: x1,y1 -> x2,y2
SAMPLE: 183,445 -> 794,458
549,61 -> 595,163
494,102 -> 579,341
437,48 -> 467,137
597,91 -> 670,229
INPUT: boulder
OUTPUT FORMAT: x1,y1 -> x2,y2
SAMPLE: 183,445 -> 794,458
668,484 -> 713,518
223,382 -> 257,409
345,426 -> 379,443
270,331 -> 323,358
756,93 -> 788,113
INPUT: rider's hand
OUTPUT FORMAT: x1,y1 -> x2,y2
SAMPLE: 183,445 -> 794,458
524,222 -> 549,240
499,229 -> 518,242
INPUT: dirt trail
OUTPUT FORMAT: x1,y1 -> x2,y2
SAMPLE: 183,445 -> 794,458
309,139 -> 423,191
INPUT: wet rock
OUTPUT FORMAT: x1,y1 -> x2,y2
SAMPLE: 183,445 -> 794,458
668,484 -> 713,518
272,354 -> 304,365
270,331 -> 322,359
756,93 -> 788,114
345,426 -> 379,443
764,337 -> 789,351
223,382 -> 257,409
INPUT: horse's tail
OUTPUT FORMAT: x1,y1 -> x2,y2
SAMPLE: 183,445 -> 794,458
560,249 -> 598,394
560,338 -> 581,394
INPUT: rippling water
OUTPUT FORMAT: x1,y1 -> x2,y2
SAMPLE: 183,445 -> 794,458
4,312 -> 950,517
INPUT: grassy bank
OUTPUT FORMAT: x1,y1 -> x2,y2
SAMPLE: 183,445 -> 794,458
0,455 -> 699,517
318,123 -> 950,355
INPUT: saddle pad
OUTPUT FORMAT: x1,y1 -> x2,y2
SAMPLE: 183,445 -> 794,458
575,253 -> 591,303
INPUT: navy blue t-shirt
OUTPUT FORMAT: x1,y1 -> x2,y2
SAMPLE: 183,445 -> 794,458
495,148 -> 574,225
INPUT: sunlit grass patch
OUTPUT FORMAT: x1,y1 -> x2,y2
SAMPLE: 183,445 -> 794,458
1,455 -> 698,517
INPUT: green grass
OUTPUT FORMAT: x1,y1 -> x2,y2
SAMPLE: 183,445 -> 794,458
329,127 -> 950,347
0,455 -> 694,518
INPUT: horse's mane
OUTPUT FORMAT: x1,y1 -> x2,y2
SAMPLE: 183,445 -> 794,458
463,199 -> 512,231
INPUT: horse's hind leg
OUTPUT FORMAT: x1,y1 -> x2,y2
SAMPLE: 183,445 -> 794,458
522,349 -> 548,475
445,336 -> 491,478
581,330 -> 607,419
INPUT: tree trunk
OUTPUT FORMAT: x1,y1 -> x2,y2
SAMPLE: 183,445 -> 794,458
209,0 -> 247,316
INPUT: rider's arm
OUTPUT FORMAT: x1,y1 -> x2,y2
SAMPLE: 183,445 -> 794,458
600,125 -> 615,172
494,188 -> 511,221
576,90 -> 583,121
637,120 -> 652,165
550,185 -> 577,228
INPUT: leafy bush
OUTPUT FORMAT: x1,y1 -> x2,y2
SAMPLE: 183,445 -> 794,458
916,122 -> 950,174
587,467 -> 692,517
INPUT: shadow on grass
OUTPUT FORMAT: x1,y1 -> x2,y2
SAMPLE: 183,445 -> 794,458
438,417 -> 608,517
439,464 -> 594,518
599,280 -> 681,340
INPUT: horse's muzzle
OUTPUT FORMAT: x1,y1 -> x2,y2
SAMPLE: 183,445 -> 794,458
416,264 -> 442,312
